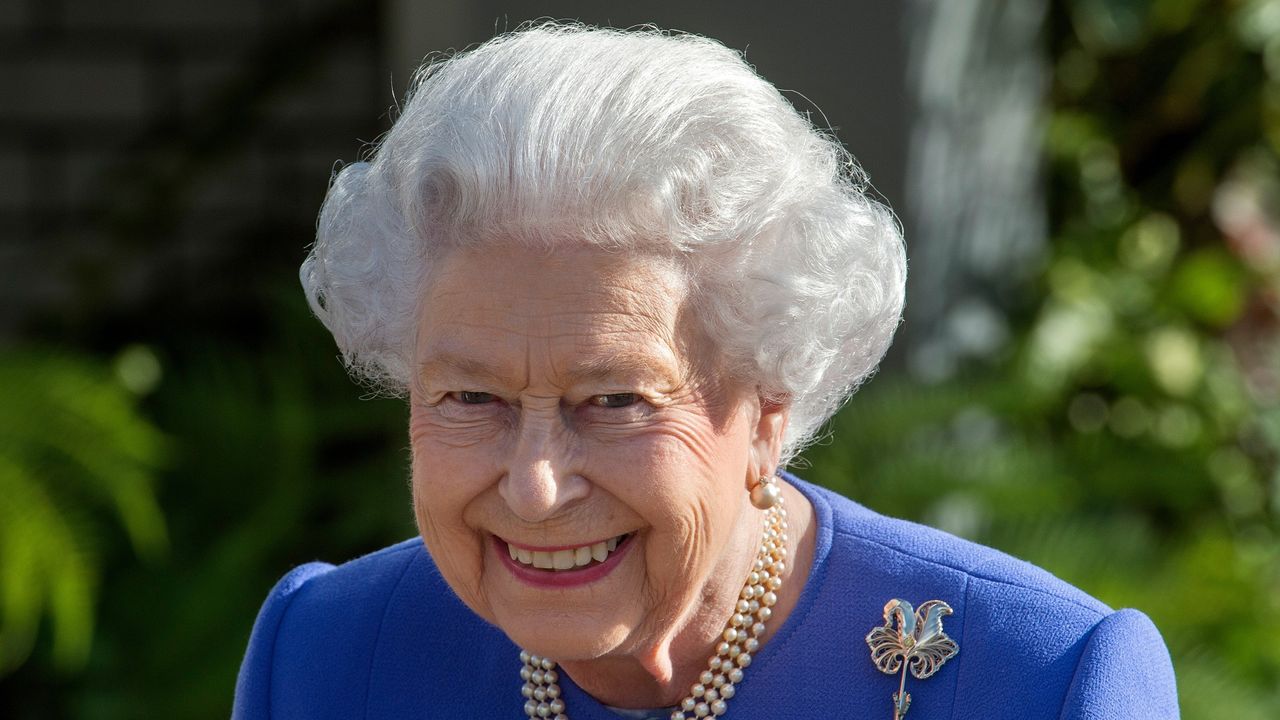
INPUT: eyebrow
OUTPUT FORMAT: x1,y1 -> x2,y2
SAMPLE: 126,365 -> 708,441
417,350 -> 680,386
572,352 -> 679,384
417,352 -> 510,384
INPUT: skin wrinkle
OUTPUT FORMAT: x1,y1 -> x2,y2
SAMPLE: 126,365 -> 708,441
407,243 -> 812,708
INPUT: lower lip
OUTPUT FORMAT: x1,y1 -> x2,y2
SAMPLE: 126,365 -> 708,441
494,535 -> 634,588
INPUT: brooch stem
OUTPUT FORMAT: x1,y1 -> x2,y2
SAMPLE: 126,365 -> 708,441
895,661 -> 911,720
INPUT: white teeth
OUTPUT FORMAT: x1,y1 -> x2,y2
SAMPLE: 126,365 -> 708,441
552,550 -> 575,570
506,534 -> 629,571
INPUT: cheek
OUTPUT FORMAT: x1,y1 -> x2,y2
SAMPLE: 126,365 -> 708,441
617,408 -> 754,584
638,405 -> 753,502
409,411 -> 476,515
408,405 -> 502,610
408,403 -> 506,499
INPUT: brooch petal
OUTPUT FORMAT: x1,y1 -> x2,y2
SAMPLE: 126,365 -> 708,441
865,598 -> 959,719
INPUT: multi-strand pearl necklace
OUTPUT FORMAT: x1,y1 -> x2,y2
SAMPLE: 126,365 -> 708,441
520,498 -> 789,720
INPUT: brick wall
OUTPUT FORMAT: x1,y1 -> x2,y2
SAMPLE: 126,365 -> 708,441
0,0 -> 386,342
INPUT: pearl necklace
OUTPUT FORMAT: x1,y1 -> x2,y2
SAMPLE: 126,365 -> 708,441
520,499 -> 788,720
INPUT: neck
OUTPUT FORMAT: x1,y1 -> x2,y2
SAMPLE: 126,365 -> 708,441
557,481 -> 815,709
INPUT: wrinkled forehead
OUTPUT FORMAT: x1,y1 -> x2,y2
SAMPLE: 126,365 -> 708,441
412,244 -> 704,386
420,242 -> 689,320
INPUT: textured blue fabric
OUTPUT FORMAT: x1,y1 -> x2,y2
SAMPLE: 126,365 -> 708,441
233,476 -> 1179,718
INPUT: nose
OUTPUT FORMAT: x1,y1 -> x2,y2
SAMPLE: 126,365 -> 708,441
498,410 -> 589,523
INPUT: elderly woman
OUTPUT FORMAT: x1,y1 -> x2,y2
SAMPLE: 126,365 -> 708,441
233,24 -> 1178,720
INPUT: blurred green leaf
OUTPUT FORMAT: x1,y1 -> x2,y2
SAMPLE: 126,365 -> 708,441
1170,249 -> 1249,327
0,350 -> 166,674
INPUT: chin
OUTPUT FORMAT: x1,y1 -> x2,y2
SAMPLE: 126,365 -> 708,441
496,606 -> 638,661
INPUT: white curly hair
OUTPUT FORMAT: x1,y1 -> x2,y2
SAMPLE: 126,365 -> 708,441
300,22 -> 906,463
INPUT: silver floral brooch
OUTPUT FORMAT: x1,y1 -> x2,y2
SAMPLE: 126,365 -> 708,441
865,599 -> 959,720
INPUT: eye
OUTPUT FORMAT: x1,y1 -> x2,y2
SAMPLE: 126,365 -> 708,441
592,393 -> 640,408
453,391 -> 497,404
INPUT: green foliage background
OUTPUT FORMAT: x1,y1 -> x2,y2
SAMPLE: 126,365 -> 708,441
2,1 -> 1278,717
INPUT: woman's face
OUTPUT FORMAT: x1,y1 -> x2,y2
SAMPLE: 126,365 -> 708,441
408,243 -> 785,663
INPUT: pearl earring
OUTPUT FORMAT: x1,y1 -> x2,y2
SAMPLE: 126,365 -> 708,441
750,474 -> 781,509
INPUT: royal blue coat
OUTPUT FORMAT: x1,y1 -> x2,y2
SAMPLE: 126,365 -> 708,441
233,476 -> 1179,719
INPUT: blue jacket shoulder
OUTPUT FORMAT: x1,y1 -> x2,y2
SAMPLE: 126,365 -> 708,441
800,480 -> 1178,718
233,540 -> 428,719
234,538 -> 517,719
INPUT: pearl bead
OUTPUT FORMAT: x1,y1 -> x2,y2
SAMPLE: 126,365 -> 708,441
694,701 -> 710,717
762,591 -> 777,607
691,684 -> 706,698
523,684 -> 534,698
722,628 -> 738,643
546,685 -> 560,699
705,689 -> 719,702
716,641 -> 730,655
728,645 -> 740,658
711,699 -> 728,716
720,683 -> 736,699
671,713 -> 687,720
534,687 -> 547,701
541,658 -> 555,671
520,651 -> 531,663
520,667 -> 532,681
525,700 -> 538,717
730,612 -> 745,627
745,638 -> 759,652
544,670 -> 558,684
729,668 -> 744,683
751,480 -> 781,508
712,673 -> 725,687
549,699 -> 564,714
700,670 -> 714,685
751,622 -> 766,636
682,698 -> 696,712
736,599 -> 750,614
531,670 -> 544,684
757,607 -> 772,621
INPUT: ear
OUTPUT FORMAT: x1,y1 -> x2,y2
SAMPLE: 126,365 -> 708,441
749,391 -> 790,477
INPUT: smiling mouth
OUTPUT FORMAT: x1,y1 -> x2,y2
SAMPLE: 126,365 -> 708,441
505,533 -> 633,571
